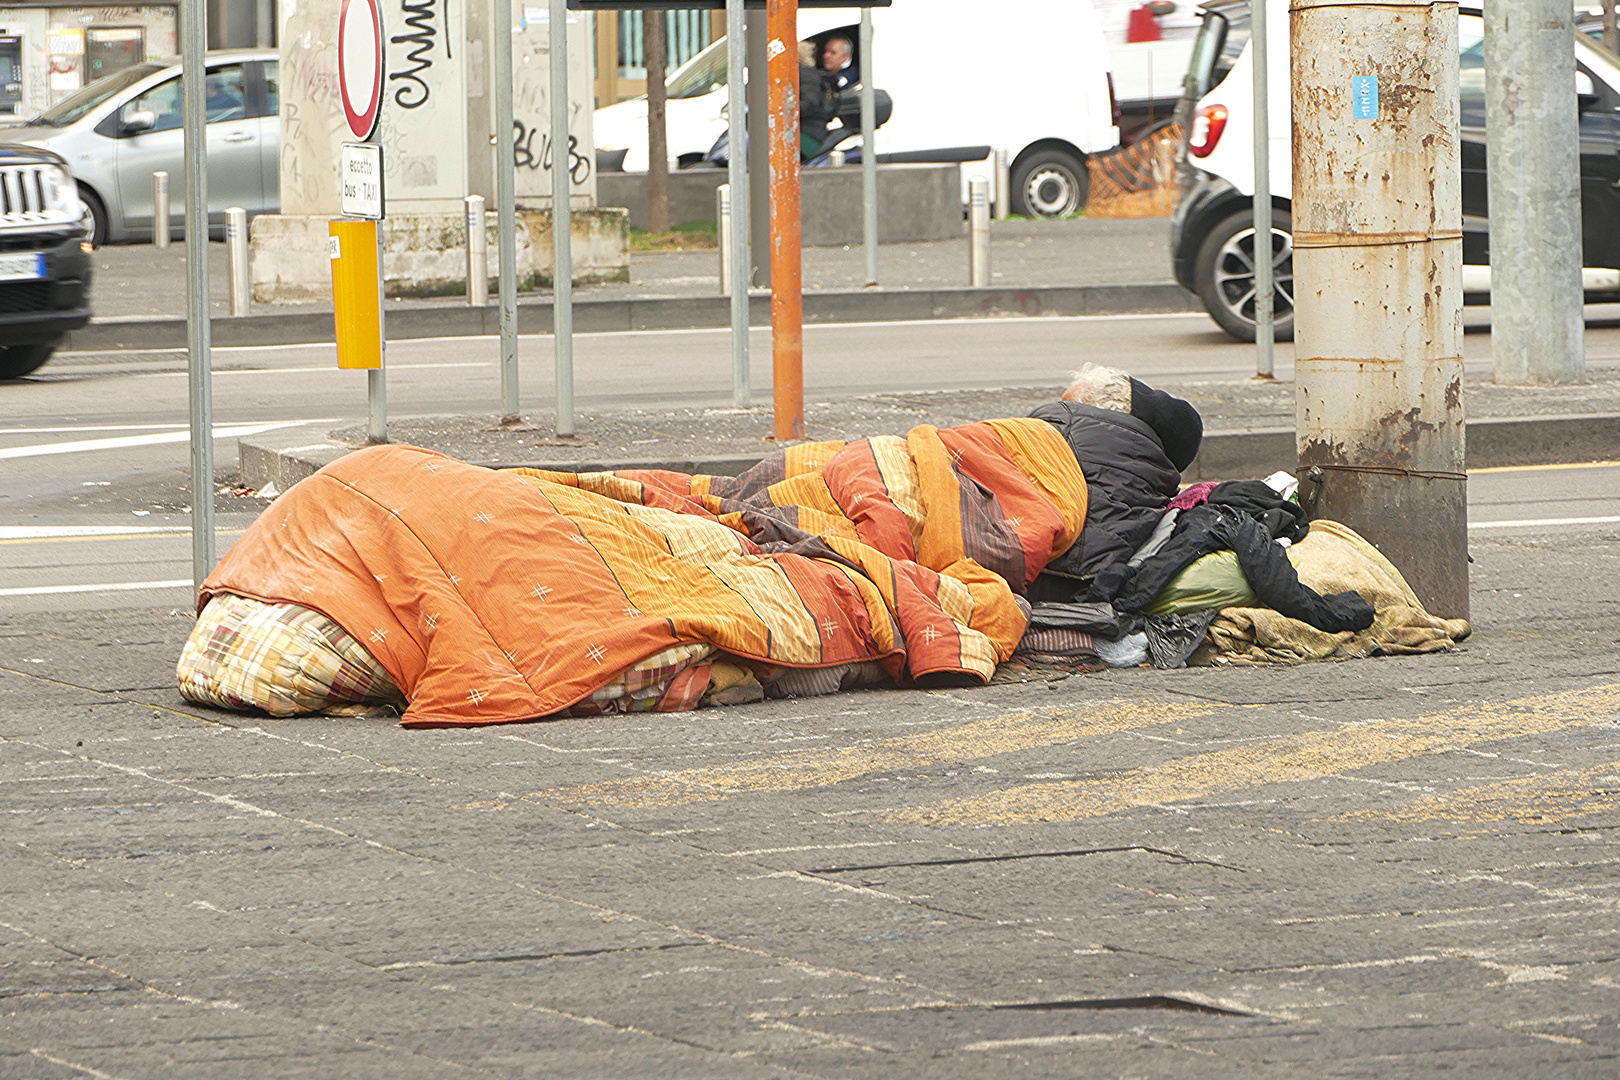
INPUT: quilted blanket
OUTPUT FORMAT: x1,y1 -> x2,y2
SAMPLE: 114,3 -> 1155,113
186,419 -> 1089,727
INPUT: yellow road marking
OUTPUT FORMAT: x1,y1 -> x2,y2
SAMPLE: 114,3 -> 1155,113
886,684 -> 1620,827
0,529 -> 247,546
1331,761 -> 1620,826
540,699 -> 1224,809
1467,460 -> 1620,475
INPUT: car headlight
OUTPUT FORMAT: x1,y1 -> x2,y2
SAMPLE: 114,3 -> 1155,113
42,165 -> 78,215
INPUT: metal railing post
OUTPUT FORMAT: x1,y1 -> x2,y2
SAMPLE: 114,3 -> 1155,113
724,0 -> 750,406
859,7 -> 877,285
968,176 -> 990,287
495,0 -> 519,423
180,0 -> 213,586
994,149 -> 1010,220
465,194 -> 487,306
152,171 -> 170,248
225,206 -> 249,316
1251,0 -> 1275,378
549,0 -> 575,437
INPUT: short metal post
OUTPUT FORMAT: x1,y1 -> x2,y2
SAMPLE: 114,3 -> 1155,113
152,171 -> 170,248
225,206 -> 249,316
828,149 -> 846,167
549,0 -> 574,438
993,149 -> 1010,220
725,0 -> 750,406
465,194 -> 487,306
968,176 -> 990,287
859,8 -> 877,285
717,182 -> 731,297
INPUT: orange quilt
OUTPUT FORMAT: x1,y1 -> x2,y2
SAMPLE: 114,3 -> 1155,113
194,418 -> 1088,727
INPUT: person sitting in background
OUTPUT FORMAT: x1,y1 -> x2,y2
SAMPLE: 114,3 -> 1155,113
798,40 -> 839,160
820,34 -> 859,90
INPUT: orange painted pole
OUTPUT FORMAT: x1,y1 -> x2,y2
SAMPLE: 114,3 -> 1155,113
767,0 -> 803,441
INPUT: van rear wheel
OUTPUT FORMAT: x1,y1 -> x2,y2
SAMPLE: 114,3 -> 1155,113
1011,147 -> 1088,218
1194,207 -> 1295,342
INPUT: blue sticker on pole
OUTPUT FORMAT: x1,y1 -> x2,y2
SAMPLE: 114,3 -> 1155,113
1352,75 -> 1379,120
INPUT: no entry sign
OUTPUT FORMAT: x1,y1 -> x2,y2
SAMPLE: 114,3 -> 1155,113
338,0 -> 384,140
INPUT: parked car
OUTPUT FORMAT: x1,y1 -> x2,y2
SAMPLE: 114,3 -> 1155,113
593,0 -> 1121,217
1172,0 -> 1620,340
0,141 -> 91,378
6,48 -> 279,246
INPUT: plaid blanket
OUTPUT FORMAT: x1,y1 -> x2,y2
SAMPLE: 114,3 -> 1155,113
183,419 -> 1088,727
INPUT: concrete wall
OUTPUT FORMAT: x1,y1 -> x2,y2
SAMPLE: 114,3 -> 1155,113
250,206 -> 629,303
0,5 -> 178,121
598,163 -> 963,246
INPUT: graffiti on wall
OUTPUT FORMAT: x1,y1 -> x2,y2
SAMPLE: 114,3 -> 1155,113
513,122 -> 591,183
389,0 -> 448,109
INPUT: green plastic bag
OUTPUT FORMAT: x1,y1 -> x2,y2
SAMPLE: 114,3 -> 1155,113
1144,549 -> 1258,616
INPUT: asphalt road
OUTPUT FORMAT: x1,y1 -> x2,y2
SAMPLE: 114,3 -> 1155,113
4,312 -> 1620,1075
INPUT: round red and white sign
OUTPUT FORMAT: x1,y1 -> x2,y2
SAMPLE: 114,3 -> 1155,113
338,0 -> 384,141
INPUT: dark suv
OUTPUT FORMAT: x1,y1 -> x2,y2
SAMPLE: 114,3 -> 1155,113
1171,0 -> 1620,340
0,142 -> 92,378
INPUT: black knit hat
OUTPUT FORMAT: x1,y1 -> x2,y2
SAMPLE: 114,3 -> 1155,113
1128,378 -> 1203,472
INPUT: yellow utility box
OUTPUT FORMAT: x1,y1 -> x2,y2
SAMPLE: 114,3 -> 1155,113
329,220 -> 383,370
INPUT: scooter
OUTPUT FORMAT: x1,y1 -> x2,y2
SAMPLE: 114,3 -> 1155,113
700,86 -> 894,167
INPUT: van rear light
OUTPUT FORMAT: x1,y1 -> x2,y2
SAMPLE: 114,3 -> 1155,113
1188,104 -> 1228,158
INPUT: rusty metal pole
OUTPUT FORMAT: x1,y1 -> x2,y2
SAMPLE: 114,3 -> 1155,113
1291,0 -> 1468,619
767,0 -> 803,441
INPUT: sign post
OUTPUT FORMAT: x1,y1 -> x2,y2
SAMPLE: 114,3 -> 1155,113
336,0 -> 387,443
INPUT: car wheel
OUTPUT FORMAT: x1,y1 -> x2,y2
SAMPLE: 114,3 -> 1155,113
79,187 -> 108,248
1193,207 -> 1295,342
1011,147 -> 1088,218
0,342 -> 57,379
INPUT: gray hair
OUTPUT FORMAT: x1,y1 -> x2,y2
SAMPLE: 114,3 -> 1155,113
1061,363 -> 1133,413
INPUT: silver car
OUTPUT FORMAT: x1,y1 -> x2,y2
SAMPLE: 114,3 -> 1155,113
6,48 -> 279,245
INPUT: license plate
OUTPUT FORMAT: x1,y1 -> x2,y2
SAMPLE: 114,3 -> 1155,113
0,252 -> 44,282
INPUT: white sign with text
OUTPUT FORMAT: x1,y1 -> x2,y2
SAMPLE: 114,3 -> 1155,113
340,142 -> 385,219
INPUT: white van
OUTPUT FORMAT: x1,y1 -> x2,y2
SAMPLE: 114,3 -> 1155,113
592,0 -> 1121,218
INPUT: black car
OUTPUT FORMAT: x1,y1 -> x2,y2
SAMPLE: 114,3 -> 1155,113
0,142 -> 92,378
1170,1 -> 1620,340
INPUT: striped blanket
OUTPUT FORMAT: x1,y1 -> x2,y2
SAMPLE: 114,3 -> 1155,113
182,418 -> 1088,727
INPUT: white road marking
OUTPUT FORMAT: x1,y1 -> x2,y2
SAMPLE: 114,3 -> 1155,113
0,579 -> 193,597
0,421 -> 335,461
0,423 -> 188,435
144,362 -> 489,378
1469,516 -> 1620,530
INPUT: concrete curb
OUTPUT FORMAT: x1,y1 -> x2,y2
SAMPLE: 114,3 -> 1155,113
239,412 -> 1620,493
66,282 -> 1203,352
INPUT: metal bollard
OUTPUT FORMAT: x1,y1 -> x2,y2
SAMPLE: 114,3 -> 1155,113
225,206 -> 249,316
968,177 -> 991,287
994,149 -> 1011,220
717,182 -> 732,297
464,194 -> 487,306
828,149 -> 846,167
152,171 -> 170,248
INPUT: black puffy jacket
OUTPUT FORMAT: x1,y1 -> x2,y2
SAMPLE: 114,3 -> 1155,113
1030,401 -> 1182,586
